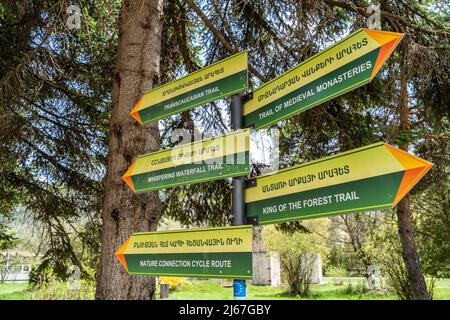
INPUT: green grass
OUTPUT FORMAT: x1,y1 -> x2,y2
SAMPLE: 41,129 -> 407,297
166,278 -> 450,300
1,278 -> 449,300
166,279 -> 393,300
0,282 -> 29,300
433,279 -> 450,300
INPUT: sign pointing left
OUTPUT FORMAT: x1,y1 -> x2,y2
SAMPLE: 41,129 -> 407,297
123,129 -> 250,193
116,225 -> 253,278
131,51 -> 248,125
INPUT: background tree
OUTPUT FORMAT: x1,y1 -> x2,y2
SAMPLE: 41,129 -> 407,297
0,0 -> 119,280
262,220 -> 330,296
95,0 -> 165,300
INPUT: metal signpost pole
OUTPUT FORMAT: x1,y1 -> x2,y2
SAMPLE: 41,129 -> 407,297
231,94 -> 247,300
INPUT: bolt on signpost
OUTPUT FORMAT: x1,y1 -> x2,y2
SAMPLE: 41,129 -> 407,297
231,94 -> 247,300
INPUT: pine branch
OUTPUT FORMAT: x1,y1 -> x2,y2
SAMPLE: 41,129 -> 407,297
233,0 -> 301,60
185,0 -> 269,83
210,0 -> 237,48
322,0 -> 450,37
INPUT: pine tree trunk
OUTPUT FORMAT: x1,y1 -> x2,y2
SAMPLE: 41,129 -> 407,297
95,0 -> 165,300
396,40 -> 430,300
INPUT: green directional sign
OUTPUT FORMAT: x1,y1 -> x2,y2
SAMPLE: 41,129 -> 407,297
123,129 -> 250,193
245,142 -> 432,224
131,51 -> 248,125
243,29 -> 404,129
116,225 -> 253,278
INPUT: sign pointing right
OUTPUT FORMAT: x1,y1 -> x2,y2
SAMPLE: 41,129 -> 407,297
245,143 -> 432,225
244,29 -> 404,130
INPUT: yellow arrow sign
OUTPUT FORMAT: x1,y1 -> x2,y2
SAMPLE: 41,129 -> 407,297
243,29 -> 404,129
131,51 -> 248,125
245,142 -> 432,224
123,129 -> 250,193
116,225 -> 253,278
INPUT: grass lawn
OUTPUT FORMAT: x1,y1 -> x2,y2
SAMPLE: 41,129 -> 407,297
1,278 -> 449,300
165,278 -> 450,300
433,279 -> 450,300
0,282 -> 29,300
166,279 -> 394,300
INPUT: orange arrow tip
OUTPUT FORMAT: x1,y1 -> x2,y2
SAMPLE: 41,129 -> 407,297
385,144 -> 433,206
122,175 -> 136,192
122,160 -> 137,192
130,97 -> 144,124
370,36 -> 403,79
363,28 -> 405,36
116,238 -> 131,273
130,110 -> 143,125
115,253 -> 128,273
392,163 -> 432,207
384,143 -> 433,170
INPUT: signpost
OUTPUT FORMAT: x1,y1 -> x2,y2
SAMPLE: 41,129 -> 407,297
130,51 -> 248,125
116,25 -> 433,302
243,29 -> 404,129
122,129 -> 250,193
230,94 -> 247,299
245,142 -> 432,224
116,225 -> 253,278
